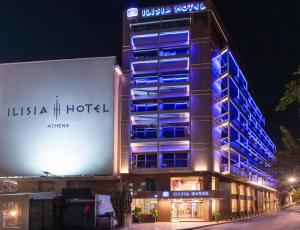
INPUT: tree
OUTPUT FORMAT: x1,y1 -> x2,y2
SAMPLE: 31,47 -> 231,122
110,186 -> 132,227
276,66 -> 300,111
273,126 -> 300,180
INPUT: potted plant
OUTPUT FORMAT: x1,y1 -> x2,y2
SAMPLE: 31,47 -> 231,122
212,211 -> 220,223
150,208 -> 158,222
132,207 -> 142,223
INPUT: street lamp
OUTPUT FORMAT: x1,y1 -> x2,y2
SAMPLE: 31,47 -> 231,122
288,177 -> 296,183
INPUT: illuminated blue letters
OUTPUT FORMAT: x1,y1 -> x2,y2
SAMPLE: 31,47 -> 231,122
141,2 -> 206,18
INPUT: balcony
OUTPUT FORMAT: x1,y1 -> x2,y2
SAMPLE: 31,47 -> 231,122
131,126 -> 189,141
131,29 -> 189,51
132,152 -> 190,169
221,164 -> 249,179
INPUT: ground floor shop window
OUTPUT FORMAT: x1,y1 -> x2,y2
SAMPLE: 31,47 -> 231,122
171,176 -> 204,191
247,200 -> 251,211
131,198 -> 157,214
231,199 -> 237,213
3,202 -> 21,228
240,199 -> 245,212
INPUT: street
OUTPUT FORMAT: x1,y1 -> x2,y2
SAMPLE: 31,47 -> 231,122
200,204 -> 300,230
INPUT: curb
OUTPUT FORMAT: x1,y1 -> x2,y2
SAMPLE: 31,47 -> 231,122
179,212 -> 276,230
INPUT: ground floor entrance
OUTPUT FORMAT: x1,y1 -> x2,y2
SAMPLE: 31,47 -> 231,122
171,199 -> 204,222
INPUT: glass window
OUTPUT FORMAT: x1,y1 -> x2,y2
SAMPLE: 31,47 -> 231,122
246,187 -> 251,196
134,154 -> 157,168
175,153 -> 188,167
161,153 -> 188,168
239,185 -> 245,195
247,200 -> 251,211
212,177 -> 216,191
131,198 -> 157,214
3,202 -> 21,228
240,199 -> 245,212
231,199 -> 237,213
170,177 -> 204,191
231,183 -> 237,195
160,47 -> 189,57
144,178 -> 157,191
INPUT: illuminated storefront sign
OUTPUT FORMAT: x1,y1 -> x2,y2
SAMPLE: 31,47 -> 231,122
172,191 -> 209,198
141,2 -> 206,18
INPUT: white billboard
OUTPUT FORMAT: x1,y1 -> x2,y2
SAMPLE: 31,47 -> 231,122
0,57 -> 118,176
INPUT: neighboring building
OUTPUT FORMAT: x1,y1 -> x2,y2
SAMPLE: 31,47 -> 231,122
121,0 -> 278,221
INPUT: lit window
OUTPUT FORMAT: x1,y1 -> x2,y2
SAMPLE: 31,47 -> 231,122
231,183 -> 237,194
231,199 -> 237,213
240,199 -> 245,212
212,177 -> 216,191
246,186 -> 251,196
212,199 -> 217,212
3,202 -> 21,228
239,184 -> 245,195
171,176 -> 203,191
131,198 -> 157,214
247,200 -> 251,211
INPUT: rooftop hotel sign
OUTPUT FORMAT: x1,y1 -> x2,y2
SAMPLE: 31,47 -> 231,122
0,57 -> 116,176
127,2 -> 206,18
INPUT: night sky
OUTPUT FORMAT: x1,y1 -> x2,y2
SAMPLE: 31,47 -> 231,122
0,0 -> 299,146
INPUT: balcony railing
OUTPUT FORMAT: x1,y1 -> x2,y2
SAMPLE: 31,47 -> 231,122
221,164 -> 249,178
131,126 -> 189,140
132,157 -> 190,169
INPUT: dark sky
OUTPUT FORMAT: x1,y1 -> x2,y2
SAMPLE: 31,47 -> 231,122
0,0 -> 299,146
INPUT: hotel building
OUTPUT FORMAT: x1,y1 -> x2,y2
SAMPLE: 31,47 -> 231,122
121,0 -> 278,221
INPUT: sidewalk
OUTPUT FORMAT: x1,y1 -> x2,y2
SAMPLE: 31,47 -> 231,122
121,221 -> 221,230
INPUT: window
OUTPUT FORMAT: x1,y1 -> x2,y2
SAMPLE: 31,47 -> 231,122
239,185 -> 245,195
212,177 -> 216,191
160,126 -> 188,138
160,74 -> 189,83
143,178 -> 157,191
161,153 -> 188,168
132,103 -> 158,112
231,199 -> 237,213
132,49 -> 158,59
231,183 -> 237,195
131,198 -> 157,214
160,47 -> 189,57
240,199 -> 245,212
133,154 -> 157,168
131,76 -> 158,85
247,200 -> 251,211
161,102 -> 188,110
212,199 -> 217,212
3,202 -> 21,228
132,127 -> 157,139
171,176 -> 204,191
246,187 -> 251,196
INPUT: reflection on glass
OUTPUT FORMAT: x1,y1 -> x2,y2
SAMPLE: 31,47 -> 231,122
3,202 -> 21,228
171,176 -> 204,191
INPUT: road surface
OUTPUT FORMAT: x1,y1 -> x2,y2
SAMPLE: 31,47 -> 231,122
201,204 -> 300,230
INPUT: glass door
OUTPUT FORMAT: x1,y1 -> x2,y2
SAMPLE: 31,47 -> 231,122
171,200 -> 204,221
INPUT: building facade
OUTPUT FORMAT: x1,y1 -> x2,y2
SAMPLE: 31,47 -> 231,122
121,0 -> 278,221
